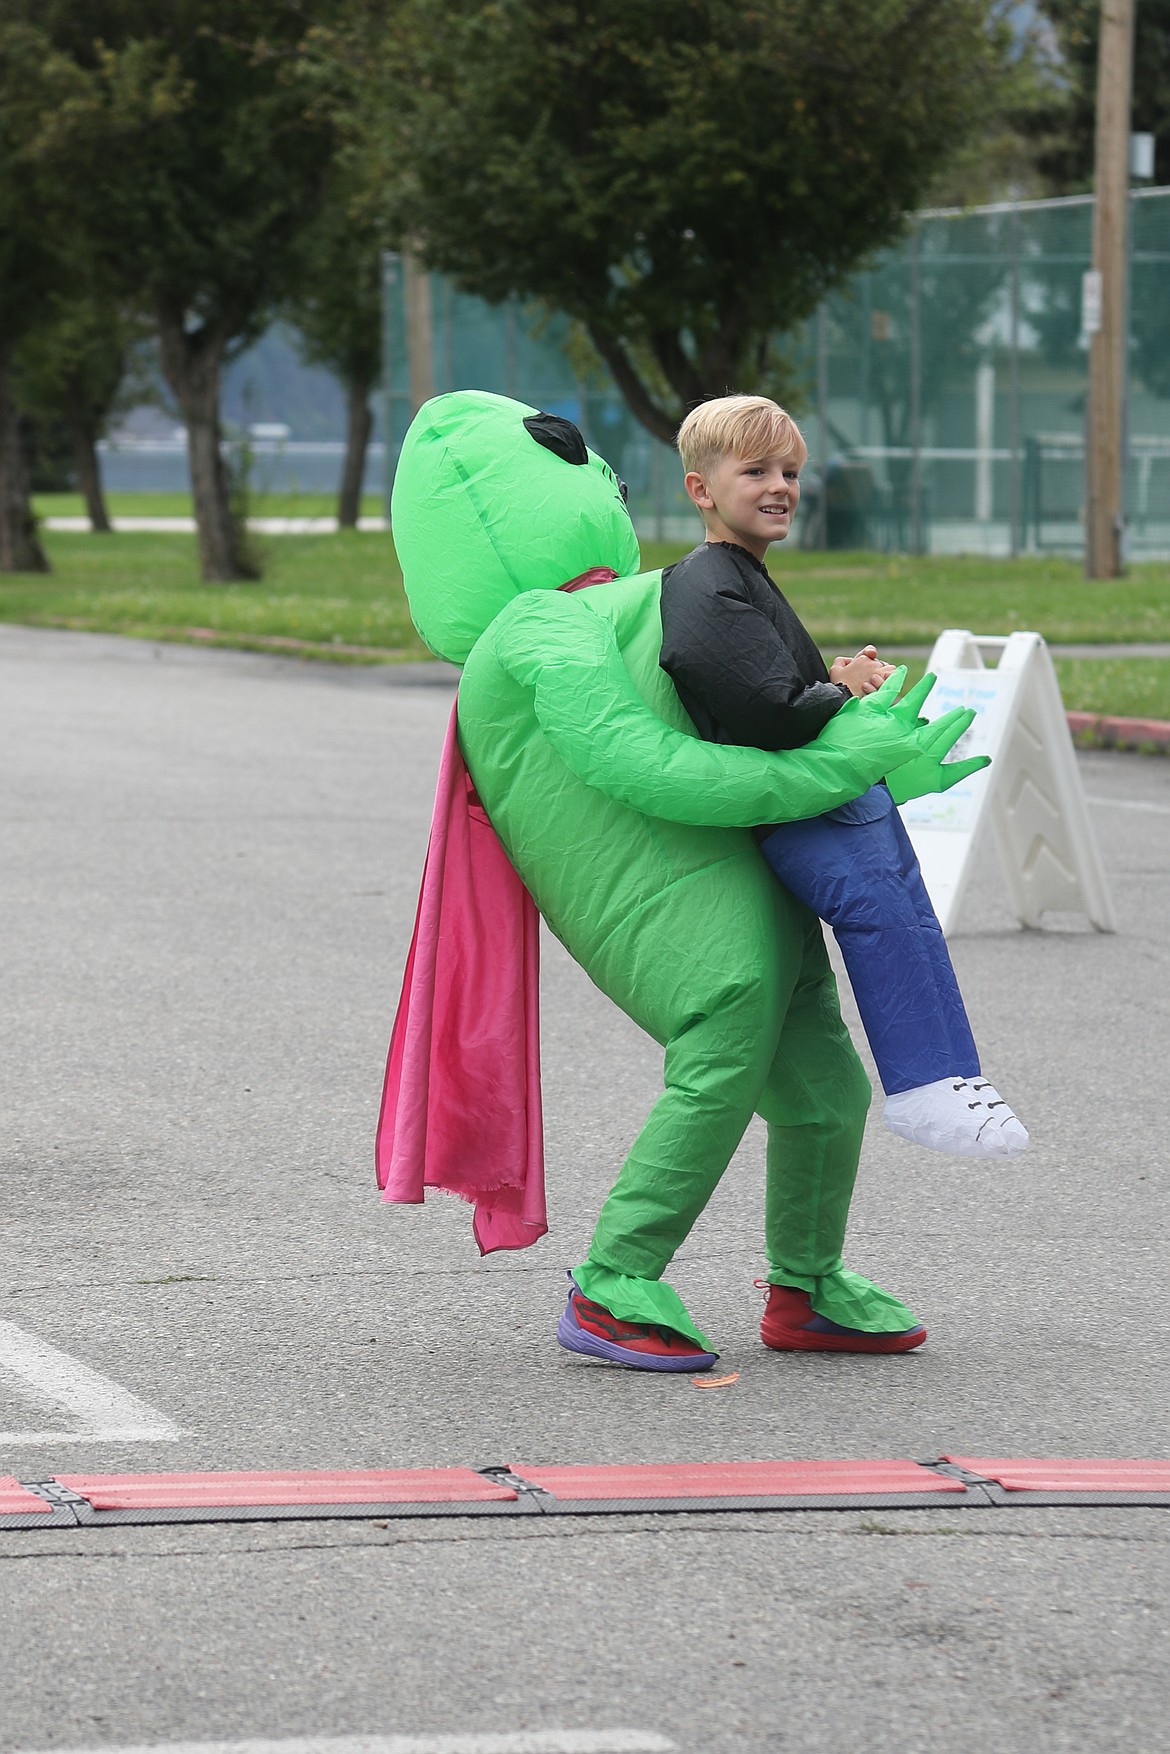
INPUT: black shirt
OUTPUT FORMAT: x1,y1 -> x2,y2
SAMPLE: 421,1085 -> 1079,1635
659,541 -> 849,752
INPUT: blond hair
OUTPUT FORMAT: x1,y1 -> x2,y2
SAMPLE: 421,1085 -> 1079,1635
676,394 -> 807,477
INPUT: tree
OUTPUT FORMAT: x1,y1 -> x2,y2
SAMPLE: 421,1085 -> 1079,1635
24,2 -> 346,580
1026,1 -> 1170,193
0,22 -> 61,571
284,189 -> 384,529
925,8 -> 1065,207
1022,5 -> 1170,413
370,0 -> 1011,443
15,289 -> 152,533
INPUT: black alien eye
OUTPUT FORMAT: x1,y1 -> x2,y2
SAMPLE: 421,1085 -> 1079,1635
523,411 -> 589,465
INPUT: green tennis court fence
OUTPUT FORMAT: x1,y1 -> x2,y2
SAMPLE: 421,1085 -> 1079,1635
383,187 -> 1170,558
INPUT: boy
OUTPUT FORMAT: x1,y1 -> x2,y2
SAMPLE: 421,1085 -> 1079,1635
660,395 -> 1027,1157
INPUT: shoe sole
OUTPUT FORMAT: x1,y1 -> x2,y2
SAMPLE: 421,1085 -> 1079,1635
883,1121 -> 1029,1158
557,1305 -> 718,1372
761,1324 -> 927,1355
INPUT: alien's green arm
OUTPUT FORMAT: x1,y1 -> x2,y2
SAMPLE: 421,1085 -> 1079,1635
494,594 -> 947,828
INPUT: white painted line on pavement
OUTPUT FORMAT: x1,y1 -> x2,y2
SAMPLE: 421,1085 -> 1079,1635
0,1319 -> 182,1445
1085,793 -> 1170,816
8,1736 -> 675,1754
0,1429 -> 137,1447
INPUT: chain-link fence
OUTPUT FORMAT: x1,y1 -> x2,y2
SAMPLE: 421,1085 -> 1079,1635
381,254 -> 697,538
383,187 -> 1170,556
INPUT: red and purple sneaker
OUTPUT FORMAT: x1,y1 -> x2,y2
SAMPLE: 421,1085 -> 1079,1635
759,1283 -> 926,1355
557,1285 -> 719,1372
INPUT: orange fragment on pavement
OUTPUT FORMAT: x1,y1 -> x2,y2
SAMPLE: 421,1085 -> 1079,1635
692,1371 -> 740,1388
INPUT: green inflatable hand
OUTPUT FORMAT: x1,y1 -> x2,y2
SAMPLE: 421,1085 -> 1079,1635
880,672 -> 992,805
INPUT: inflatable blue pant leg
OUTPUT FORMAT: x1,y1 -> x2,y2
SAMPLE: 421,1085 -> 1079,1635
758,785 -> 980,1095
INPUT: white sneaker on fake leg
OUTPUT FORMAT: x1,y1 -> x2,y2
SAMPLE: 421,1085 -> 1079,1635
883,1076 -> 1030,1157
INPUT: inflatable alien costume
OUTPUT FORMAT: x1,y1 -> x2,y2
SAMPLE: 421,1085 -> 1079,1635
378,390 -> 984,1363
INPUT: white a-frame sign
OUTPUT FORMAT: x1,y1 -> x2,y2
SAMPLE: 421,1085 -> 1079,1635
898,629 -> 1116,936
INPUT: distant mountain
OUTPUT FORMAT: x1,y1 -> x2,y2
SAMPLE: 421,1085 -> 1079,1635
223,322 -> 372,441
115,321 -> 373,445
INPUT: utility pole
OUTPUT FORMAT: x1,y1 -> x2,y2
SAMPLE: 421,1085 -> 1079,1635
1084,0 -> 1135,578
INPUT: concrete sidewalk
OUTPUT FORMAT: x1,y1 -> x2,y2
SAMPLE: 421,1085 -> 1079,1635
1,625 -> 1168,1754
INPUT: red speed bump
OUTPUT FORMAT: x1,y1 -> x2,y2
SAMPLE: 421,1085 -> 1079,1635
509,1458 -> 964,1509
945,1456 -> 1170,1498
55,1468 -> 517,1511
0,1478 -> 54,1516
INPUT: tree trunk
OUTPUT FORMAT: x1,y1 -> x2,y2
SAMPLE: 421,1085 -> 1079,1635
156,309 -> 256,582
65,393 -> 112,534
337,377 -> 373,529
584,322 -> 680,444
0,346 -> 50,573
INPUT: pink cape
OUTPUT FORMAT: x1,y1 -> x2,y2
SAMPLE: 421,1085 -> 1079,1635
375,698 -> 546,1253
375,568 -> 617,1253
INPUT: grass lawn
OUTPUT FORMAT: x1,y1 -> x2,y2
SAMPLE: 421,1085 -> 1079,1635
640,542 -> 1170,647
3,523 -> 1168,722
5,530 -> 420,656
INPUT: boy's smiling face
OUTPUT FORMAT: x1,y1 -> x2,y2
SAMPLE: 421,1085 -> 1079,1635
684,447 -> 801,561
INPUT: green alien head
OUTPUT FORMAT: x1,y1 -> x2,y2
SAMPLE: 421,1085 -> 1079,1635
390,389 -> 642,664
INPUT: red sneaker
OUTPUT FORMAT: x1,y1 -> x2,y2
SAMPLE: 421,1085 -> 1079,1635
759,1283 -> 926,1354
557,1287 -> 718,1372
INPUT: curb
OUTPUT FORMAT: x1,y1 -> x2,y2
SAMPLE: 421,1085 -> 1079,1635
1067,710 -> 1170,752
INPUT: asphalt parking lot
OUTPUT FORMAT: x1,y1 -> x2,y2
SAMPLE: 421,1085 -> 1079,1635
2,625 -> 1168,1754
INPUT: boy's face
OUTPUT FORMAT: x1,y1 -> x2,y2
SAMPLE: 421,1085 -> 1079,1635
684,447 -> 801,561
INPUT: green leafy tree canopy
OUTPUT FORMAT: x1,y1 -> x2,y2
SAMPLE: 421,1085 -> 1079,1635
1027,0 -> 1170,193
19,0 -> 348,578
373,0 -> 1011,440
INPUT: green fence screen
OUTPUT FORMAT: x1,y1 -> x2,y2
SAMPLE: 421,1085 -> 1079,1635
383,188 -> 1170,557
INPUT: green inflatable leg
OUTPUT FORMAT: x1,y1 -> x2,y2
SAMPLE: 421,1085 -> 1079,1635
575,900 -> 918,1344
574,1000 -> 777,1352
587,993 -> 781,1279
574,882 -> 804,1351
759,915 -> 920,1333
